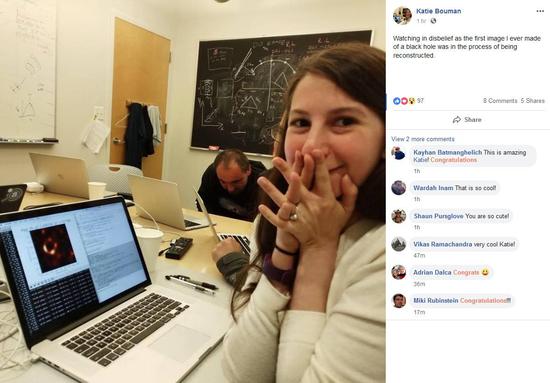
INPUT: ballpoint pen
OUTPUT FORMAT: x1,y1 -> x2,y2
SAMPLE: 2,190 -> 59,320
176,275 -> 218,290
165,275 -> 215,295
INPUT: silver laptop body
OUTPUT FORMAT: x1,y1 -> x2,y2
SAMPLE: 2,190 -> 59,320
29,153 -> 91,198
0,197 -> 229,383
193,188 -> 252,257
128,175 -> 207,231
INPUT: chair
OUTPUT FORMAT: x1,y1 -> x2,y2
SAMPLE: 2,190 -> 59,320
88,164 -> 143,198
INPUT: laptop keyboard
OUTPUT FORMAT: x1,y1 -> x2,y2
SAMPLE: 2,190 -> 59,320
219,234 -> 251,257
184,219 -> 200,228
61,293 -> 189,367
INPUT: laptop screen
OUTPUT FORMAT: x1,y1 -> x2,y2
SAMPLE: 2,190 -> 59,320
0,197 -> 150,347
193,188 -> 219,239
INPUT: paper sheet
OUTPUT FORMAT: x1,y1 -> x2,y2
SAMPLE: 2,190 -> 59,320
81,120 -> 110,154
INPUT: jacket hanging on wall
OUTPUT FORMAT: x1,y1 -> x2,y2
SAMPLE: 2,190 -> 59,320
147,105 -> 162,147
124,102 -> 155,169
142,105 -> 155,156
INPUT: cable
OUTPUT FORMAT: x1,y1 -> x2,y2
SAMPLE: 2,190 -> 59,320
0,328 -> 17,343
0,283 -> 11,303
131,200 -> 161,232
0,304 -> 31,373
0,286 -> 33,373
0,329 -> 25,371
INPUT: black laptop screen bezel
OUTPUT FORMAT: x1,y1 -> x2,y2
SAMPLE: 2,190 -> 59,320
0,196 -> 152,348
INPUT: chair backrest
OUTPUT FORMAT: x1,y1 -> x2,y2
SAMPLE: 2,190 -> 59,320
88,164 -> 143,195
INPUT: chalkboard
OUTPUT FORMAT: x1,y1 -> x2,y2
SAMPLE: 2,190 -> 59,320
0,0 -> 56,143
191,30 -> 372,155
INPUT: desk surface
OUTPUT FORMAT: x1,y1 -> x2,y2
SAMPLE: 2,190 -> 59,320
1,192 -> 252,382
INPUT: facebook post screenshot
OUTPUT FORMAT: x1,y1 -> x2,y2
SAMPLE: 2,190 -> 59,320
387,1 -> 548,381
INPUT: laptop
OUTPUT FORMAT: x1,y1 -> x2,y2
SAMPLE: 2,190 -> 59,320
194,188 -> 252,258
128,175 -> 208,231
0,197 -> 229,382
0,184 -> 27,213
29,153 -> 92,198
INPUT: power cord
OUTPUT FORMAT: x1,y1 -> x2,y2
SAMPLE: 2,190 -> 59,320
0,281 -> 33,374
131,200 -> 161,232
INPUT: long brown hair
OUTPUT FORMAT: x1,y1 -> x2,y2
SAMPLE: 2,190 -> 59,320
231,42 -> 386,318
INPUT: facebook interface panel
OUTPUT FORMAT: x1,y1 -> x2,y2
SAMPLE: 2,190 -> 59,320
386,1 -> 548,381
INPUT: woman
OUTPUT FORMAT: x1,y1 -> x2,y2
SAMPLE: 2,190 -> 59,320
399,7 -> 412,25
222,42 -> 386,382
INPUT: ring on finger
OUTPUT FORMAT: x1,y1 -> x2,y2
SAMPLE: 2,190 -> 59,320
288,204 -> 299,221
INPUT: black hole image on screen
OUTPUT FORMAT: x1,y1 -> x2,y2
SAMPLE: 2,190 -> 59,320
30,224 -> 76,273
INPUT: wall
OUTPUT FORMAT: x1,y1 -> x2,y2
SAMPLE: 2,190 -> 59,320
0,0 -> 385,212
0,0 -> 176,183
163,0 -> 385,209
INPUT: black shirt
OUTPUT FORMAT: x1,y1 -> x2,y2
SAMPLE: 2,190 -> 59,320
197,160 -> 266,221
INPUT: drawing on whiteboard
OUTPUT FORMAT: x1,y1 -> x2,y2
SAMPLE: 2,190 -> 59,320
25,54 -> 41,75
11,55 -> 40,92
10,78 -> 25,93
17,94 -> 36,119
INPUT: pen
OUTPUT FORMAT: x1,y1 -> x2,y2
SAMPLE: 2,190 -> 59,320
177,275 -> 218,290
165,275 -> 215,295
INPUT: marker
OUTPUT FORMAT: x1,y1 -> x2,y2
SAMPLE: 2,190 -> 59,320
176,275 -> 218,290
165,275 -> 215,296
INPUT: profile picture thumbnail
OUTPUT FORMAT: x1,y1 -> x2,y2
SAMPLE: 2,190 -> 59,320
30,224 -> 76,273
391,265 -> 407,280
391,209 -> 406,224
391,180 -> 407,195
391,146 -> 405,160
391,237 -> 407,252
393,6 -> 412,25
393,293 -> 407,308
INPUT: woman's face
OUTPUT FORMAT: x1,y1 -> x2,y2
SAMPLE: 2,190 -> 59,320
284,73 -> 385,197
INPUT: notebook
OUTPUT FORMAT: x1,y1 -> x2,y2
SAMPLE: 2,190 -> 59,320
0,184 -> 27,213
194,188 -> 252,258
0,197 -> 229,382
29,153 -> 115,199
128,175 -> 208,231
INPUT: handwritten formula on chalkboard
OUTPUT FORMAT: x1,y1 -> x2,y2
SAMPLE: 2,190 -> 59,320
191,30 -> 372,155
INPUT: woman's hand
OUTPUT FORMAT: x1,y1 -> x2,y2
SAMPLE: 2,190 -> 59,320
259,149 -> 357,254
258,149 -> 358,310
257,151 -> 314,270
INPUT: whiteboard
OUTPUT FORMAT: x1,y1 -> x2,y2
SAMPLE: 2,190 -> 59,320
0,0 -> 56,143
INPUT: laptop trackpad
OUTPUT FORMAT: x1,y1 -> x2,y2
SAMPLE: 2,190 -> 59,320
148,325 -> 211,363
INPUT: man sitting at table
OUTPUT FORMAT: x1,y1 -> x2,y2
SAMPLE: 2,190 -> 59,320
197,148 -> 266,221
